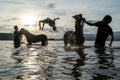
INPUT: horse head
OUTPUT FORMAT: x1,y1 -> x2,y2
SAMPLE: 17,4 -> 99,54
19,28 -> 25,34
72,14 -> 83,23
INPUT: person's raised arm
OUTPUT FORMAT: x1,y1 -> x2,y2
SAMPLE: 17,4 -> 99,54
109,34 -> 114,47
81,18 -> 85,27
84,19 -> 95,26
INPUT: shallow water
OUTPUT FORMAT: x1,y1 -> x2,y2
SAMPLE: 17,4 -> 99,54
0,41 -> 120,80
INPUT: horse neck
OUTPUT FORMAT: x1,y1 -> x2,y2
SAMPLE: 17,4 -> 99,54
23,30 -> 33,38
75,22 -> 84,38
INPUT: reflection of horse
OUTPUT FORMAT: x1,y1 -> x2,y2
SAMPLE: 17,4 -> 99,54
64,14 -> 85,47
72,49 -> 86,79
39,17 -> 60,31
20,28 -> 48,46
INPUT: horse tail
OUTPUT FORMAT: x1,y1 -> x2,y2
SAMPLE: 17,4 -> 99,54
64,32 -> 68,46
40,34 -> 48,46
39,21 -> 41,30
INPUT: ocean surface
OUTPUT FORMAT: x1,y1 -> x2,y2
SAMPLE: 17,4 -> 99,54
0,40 -> 120,80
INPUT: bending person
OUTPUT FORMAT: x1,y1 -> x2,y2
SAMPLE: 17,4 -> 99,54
39,17 -> 60,31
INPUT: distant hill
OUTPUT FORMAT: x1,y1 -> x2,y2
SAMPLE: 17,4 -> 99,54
0,31 -> 120,41
0,33 -> 13,40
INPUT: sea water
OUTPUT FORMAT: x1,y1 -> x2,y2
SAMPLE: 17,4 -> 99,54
0,40 -> 120,80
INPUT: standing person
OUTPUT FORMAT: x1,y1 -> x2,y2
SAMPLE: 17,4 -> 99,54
13,25 -> 21,48
84,15 -> 114,48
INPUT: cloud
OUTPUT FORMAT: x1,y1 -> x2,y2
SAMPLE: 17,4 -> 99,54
0,0 -> 23,5
54,11 -> 67,16
3,18 -> 19,22
47,3 -> 55,9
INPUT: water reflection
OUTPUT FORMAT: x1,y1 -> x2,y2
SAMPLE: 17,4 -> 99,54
72,49 -> 86,80
63,47 -> 87,80
12,51 -> 23,63
64,47 -> 116,80
12,49 -> 46,80
95,48 -> 114,69
92,48 -> 115,80
9,42 -> 119,80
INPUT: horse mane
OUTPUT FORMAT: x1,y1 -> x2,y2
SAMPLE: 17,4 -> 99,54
20,28 -> 34,37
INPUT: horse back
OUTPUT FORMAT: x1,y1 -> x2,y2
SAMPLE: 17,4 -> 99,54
27,34 -> 47,43
38,34 -> 48,41
64,31 -> 76,46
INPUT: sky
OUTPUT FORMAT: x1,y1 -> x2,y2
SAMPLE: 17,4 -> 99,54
0,0 -> 120,33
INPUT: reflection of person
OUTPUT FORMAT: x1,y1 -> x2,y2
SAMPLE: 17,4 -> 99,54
85,15 -> 114,48
39,17 -> 60,31
94,48 -> 114,79
13,25 -> 21,48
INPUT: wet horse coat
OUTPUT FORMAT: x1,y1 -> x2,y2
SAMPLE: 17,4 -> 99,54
20,28 -> 48,46
64,14 -> 85,47
64,31 -> 85,47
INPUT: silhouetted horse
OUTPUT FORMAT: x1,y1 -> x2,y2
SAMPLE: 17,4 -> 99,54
64,14 -> 85,47
20,28 -> 48,46
39,17 -> 60,31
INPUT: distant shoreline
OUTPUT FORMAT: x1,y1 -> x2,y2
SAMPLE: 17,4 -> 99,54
0,33 -> 64,41
0,33 -> 13,40
0,33 -> 120,41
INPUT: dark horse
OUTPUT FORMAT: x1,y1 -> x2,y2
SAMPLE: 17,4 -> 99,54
64,14 -> 85,47
20,28 -> 48,46
39,17 -> 60,31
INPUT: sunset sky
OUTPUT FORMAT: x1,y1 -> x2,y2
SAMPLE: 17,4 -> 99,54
0,0 -> 120,32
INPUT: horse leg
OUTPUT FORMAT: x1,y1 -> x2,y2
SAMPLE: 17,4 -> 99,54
42,23 -> 45,31
64,34 -> 68,46
28,42 -> 32,45
39,21 -> 41,30
41,41 -> 46,46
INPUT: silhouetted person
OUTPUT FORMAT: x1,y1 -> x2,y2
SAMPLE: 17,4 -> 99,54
13,25 -> 21,48
85,15 -> 114,48
39,17 -> 60,31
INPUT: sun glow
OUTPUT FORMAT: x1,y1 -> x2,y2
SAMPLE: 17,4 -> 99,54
21,15 -> 38,30
22,15 -> 37,26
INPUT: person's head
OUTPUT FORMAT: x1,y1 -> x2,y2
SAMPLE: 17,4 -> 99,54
53,27 -> 56,31
14,25 -> 18,31
103,15 -> 112,24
